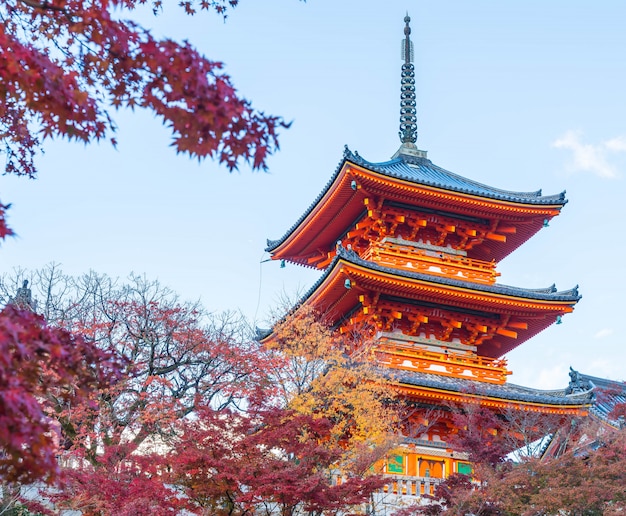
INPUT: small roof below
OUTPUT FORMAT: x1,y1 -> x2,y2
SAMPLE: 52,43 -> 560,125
571,371 -> 626,427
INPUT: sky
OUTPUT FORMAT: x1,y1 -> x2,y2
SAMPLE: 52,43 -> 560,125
2,0 -> 626,390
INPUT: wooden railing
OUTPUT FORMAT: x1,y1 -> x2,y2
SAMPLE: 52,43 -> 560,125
363,239 -> 500,284
375,339 -> 511,384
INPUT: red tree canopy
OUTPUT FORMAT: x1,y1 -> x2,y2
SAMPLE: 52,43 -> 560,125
168,405 -> 386,515
0,305 -> 120,484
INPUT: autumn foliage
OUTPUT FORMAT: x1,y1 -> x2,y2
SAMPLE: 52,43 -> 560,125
0,202 -> 12,240
5,270 -> 268,468
463,424 -> 626,516
0,0 -> 290,237
0,0 -> 287,175
0,304 -> 119,484
394,409 -> 626,516
168,405 -> 387,516
52,447 -> 186,516
1,268 -> 397,515
446,406 -> 510,469
266,305 -> 400,463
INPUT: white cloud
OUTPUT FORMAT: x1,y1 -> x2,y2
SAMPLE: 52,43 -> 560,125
605,135 -> 626,152
593,328 -> 614,340
552,130 -> 626,179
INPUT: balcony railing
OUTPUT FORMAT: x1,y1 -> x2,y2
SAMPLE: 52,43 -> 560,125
362,238 -> 500,284
375,339 -> 511,384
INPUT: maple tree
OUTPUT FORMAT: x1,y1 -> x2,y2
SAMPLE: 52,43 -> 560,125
0,304 -> 119,485
498,406 -> 567,460
444,405 -> 567,469
445,406 -> 510,470
393,413 -> 626,516
0,0 -> 290,237
51,447 -> 188,515
266,305 -> 400,466
52,404 -> 388,516
5,269 -> 266,455
470,423 -> 626,516
0,202 -> 11,240
0,267 -> 265,512
167,404 -> 387,516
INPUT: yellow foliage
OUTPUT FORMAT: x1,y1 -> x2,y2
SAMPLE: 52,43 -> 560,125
266,305 -> 400,473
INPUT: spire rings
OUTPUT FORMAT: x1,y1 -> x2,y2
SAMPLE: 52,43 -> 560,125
399,63 -> 417,143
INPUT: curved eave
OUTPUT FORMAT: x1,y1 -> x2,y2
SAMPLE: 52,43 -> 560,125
266,148 -> 567,264
266,151 -> 365,264
290,249 -> 579,358
389,370 -> 592,412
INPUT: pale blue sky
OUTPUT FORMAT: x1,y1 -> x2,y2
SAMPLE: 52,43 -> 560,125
2,1 -> 626,389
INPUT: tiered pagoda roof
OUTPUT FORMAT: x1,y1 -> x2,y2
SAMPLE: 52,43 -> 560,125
291,246 -> 579,358
267,147 -> 569,266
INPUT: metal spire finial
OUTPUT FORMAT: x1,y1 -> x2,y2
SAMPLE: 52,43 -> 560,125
399,14 -> 417,144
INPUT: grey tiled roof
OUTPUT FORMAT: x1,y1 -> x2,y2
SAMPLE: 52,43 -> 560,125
298,246 -> 580,305
391,368 -> 593,406
347,148 -> 567,205
267,146 -> 567,252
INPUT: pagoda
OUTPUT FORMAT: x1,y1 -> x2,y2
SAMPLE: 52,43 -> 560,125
264,15 -> 591,496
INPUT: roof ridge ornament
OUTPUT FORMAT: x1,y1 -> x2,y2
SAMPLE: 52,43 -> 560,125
393,14 -> 428,162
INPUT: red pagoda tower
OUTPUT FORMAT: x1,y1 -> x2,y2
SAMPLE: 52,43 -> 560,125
264,15 -> 591,496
